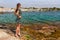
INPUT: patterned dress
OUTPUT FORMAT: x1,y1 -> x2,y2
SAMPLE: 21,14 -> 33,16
15,9 -> 22,24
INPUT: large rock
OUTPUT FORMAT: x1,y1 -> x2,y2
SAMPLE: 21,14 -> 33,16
0,29 -> 20,40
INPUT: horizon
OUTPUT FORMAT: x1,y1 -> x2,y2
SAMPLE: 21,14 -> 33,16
0,0 -> 60,8
0,6 -> 60,8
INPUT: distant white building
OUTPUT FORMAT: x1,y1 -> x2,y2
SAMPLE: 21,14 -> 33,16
0,8 -> 14,12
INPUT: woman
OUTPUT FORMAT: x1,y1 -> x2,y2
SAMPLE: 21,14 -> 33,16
14,3 -> 22,37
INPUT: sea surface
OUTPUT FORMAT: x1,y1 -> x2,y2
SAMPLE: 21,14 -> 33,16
0,11 -> 60,24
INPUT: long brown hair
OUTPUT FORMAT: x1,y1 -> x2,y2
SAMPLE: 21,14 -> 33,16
15,3 -> 21,13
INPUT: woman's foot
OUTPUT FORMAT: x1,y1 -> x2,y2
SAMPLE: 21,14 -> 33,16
15,34 -> 19,38
18,33 -> 21,37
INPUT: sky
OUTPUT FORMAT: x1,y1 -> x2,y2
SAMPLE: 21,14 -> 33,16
0,0 -> 60,8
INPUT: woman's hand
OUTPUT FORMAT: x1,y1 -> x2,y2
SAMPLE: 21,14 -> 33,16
18,16 -> 21,18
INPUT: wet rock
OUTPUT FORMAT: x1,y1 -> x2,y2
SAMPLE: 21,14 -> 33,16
39,30 -> 52,36
41,37 -> 56,40
38,26 -> 56,36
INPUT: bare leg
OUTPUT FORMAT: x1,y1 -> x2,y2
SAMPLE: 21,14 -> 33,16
17,24 -> 21,35
15,23 -> 21,37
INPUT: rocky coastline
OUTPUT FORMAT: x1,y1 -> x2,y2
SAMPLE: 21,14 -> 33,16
0,23 -> 60,40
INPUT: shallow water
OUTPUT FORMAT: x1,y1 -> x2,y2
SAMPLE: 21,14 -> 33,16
0,11 -> 60,24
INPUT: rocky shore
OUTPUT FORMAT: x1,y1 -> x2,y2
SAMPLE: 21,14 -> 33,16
0,23 -> 60,40
0,23 -> 33,40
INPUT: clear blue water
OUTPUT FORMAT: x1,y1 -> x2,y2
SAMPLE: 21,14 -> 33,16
0,11 -> 60,24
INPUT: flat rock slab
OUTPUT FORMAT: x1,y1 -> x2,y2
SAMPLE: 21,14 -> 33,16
0,29 -> 20,40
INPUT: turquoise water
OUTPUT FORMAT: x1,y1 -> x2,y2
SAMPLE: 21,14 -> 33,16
0,11 -> 60,24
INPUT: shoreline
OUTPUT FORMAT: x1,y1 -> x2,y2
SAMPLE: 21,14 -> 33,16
0,22 -> 60,40
0,7 -> 60,12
